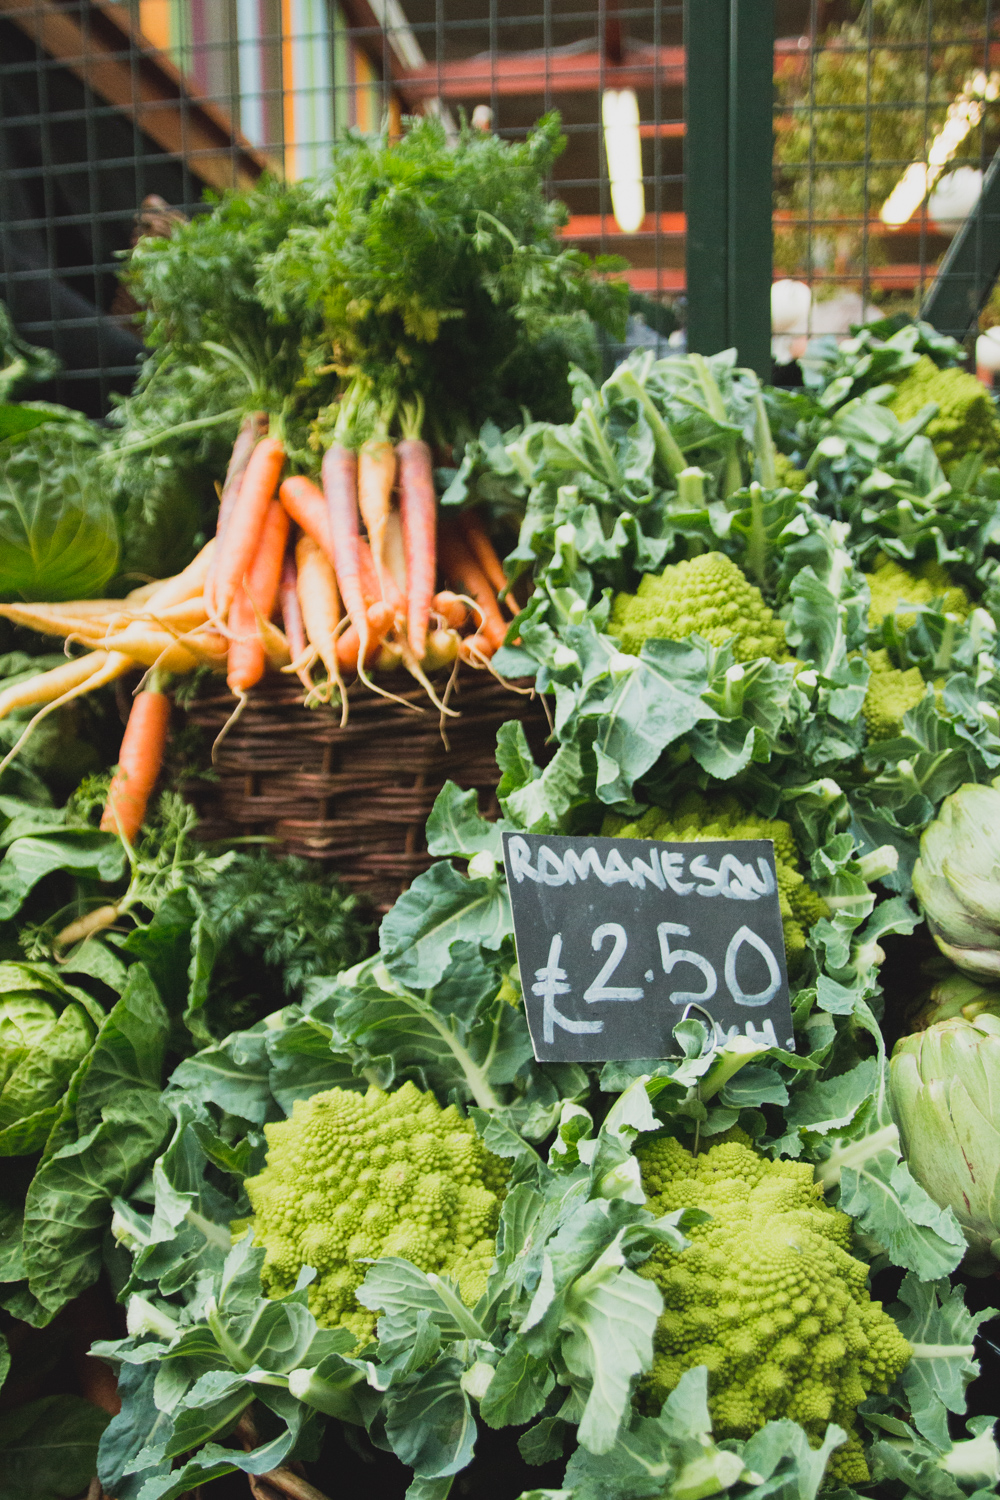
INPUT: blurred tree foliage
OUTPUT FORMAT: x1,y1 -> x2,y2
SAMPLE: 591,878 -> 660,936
774,0 -> 1000,285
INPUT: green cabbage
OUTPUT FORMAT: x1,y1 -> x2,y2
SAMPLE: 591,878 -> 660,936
0,968 -> 99,1156
0,420 -> 119,600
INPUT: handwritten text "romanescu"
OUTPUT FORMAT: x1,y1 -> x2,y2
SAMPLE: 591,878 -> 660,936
506,834 -> 775,901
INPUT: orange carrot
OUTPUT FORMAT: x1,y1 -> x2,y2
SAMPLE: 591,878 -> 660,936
100,682 -> 171,843
205,412 -> 265,612
279,474 -> 334,561
358,436 -> 396,599
432,591 -> 469,630
227,500 -> 290,696
459,509 -> 518,616
322,443 -> 368,647
357,533 -> 406,617
337,602 -> 394,673
438,526 -> 507,651
357,537 -> 382,609
459,632 -> 497,663
396,418 -> 437,658
212,435 -> 286,621
280,551 -> 308,665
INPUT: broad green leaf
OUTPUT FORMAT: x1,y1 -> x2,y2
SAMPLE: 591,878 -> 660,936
325,946 -> 532,1111
21,966 -> 171,1320
502,740 -> 583,833
479,1343 -> 554,1429
0,833 -> 126,920
561,1255 -> 662,1454
167,1027 -> 274,1125
892,1275 -> 992,1445
0,1394 -> 111,1500
0,1002 -> 94,1134
583,639 -> 715,805
426,781 -> 511,859
379,861 -> 513,989
384,1357 -> 477,1479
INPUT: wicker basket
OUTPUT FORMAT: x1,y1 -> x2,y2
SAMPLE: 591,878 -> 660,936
182,670 -> 548,910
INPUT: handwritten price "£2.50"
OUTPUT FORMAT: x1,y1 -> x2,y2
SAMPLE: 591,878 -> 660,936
503,833 -> 793,1058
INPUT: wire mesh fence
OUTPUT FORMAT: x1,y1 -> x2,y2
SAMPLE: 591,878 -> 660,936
0,0 -> 683,416
1,0 -> 999,417
772,0 -> 1000,365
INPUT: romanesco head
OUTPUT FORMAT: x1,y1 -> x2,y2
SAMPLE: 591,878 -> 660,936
608,552 -> 787,663
866,555 -> 969,631
864,649 -> 926,742
887,355 -> 1000,471
636,1132 -> 911,1486
243,1082 -> 507,1344
774,452 -> 809,492
603,792 -> 826,972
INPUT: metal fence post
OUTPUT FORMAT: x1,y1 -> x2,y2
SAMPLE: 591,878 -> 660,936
728,0 -> 774,377
684,0 -> 730,359
685,0 -> 774,377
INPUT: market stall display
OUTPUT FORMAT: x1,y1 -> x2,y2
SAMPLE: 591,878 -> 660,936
2,113 -> 1000,1500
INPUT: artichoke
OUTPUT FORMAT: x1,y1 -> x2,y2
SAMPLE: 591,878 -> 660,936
912,782 -> 1000,980
908,967 -> 1000,1032
889,1013 -> 1000,1274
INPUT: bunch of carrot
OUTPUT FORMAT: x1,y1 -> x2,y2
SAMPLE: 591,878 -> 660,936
0,406 -> 519,843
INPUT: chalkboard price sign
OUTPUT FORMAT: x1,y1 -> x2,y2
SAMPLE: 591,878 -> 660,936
502,832 -> 796,1062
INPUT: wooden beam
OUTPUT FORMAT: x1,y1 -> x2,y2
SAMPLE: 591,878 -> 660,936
613,269 -> 686,292
612,264 -> 941,293
0,0 -> 272,192
394,44 -> 685,105
559,212 -> 686,240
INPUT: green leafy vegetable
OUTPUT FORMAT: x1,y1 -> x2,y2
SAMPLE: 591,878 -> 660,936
0,421 -> 118,601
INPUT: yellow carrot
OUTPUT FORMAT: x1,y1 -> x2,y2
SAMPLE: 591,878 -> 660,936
0,652 -> 134,776
142,537 -> 216,613
295,534 -> 344,697
0,652 -> 127,721
99,625 -> 227,671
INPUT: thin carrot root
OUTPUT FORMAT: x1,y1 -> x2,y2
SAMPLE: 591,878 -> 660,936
400,644 -> 459,716
212,690 -> 248,763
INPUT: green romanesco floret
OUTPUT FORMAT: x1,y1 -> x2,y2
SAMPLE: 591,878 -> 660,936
774,452 -> 809,492
243,1081 -> 508,1345
603,792 -> 827,972
863,649 -> 927,742
608,551 -> 788,663
886,354 -> 1000,471
866,555 -> 970,631
636,1131 -> 911,1487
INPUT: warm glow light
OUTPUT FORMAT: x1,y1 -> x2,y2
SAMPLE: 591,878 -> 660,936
880,71 -> 999,227
603,89 -> 646,234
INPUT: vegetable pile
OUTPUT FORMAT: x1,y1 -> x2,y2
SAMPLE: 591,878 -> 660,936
3,118 -> 1000,1500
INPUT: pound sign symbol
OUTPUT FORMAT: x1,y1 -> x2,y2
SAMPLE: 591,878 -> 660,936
532,933 -> 604,1046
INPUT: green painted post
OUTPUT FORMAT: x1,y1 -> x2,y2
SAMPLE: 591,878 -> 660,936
728,0 -> 774,377
684,0 -> 731,358
685,0 -> 774,376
